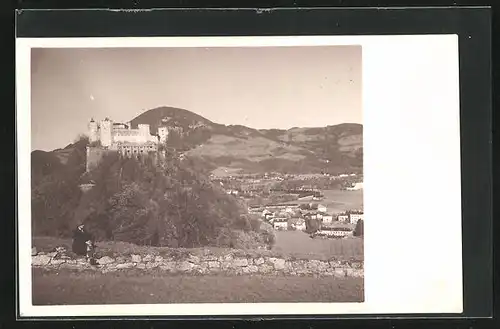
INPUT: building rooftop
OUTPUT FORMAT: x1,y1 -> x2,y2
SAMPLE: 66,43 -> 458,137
264,203 -> 299,207
321,222 -> 356,230
319,227 -> 352,232
115,141 -> 158,147
113,129 -> 141,136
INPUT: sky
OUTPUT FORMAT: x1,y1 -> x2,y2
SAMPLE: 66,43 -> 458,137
30,45 -> 362,151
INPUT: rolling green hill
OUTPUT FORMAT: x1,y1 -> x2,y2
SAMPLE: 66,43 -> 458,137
129,106 -> 363,175
33,106 -> 362,176
32,106 -> 362,183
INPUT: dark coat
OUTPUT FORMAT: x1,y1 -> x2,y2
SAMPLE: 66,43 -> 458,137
72,228 -> 93,256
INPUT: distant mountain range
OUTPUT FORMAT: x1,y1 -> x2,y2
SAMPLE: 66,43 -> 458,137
32,106 -> 363,177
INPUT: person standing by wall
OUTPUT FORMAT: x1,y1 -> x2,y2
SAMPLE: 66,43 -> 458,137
72,223 -> 95,262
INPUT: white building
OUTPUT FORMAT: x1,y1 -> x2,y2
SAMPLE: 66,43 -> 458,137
316,227 -> 353,238
158,124 -> 169,143
89,118 -> 159,149
262,209 -> 272,217
304,212 -> 318,220
322,215 -> 333,224
349,213 -> 364,224
346,182 -> 364,191
337,214 -> 349,222
293,220 -> 306,231
273,221 -> 288,231
318,204 -> 327,213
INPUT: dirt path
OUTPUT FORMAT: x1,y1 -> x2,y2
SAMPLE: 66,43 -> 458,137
32,268 -> 364,305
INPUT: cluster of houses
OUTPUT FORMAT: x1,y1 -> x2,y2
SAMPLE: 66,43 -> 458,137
211,171 -> 361,182
341,181 -> 364,191
312,226 -> 354,238
248,203 -> 364,237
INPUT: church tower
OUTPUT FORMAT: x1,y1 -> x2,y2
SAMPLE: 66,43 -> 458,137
88,118 -> 99,143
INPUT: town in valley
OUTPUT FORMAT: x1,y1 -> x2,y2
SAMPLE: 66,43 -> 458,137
82,114 -> 364,241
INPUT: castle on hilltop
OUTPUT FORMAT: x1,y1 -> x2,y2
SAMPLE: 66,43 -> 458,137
86,117 -> 170,171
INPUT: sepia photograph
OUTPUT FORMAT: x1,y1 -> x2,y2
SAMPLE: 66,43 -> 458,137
17,33 -> 465,318
29,45 -> 365,306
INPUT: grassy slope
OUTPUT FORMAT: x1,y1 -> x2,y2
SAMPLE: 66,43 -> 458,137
33,232 -> 363,262
32,268 -> 364,304
127,107 -> 363,174
272,231 -> 363,261
186,135 -> 308,162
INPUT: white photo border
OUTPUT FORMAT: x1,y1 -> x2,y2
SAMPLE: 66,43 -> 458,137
16,35 -> 462,317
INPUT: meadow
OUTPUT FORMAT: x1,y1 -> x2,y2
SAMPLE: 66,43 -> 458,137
33,232 -> 363,262
32,268 -> 364,305
272,231 -> 363,261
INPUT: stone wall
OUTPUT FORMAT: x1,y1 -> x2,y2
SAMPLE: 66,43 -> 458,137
31,247 -> 363,278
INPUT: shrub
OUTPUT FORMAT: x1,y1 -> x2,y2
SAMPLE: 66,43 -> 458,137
260,231 -> 276,248
232,230 -> 266,249
249,216 -> 262,232
305,218 -> 321,234
353,219 -> 364,237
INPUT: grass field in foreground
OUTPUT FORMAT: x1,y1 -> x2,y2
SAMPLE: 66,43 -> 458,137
32,268 -> 364,305
33,232 -> 363,261
273,231 -> 363,261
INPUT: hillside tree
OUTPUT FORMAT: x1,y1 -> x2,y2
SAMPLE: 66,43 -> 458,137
305,217 -> 321,234
353,219 -> 364,237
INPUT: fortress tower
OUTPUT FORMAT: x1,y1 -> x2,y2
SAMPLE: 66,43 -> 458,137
88,118 -> 99,143
100,117 -> 113,147
158,126 -> 169,143
138,124 -> 150,134
138,124 -> 151,142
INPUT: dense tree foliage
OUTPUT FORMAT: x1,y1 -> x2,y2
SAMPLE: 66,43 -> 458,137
31,137 -> 89,236
305,217 -> 321,234
353,219 -> 364,237
31,136 -> 272,249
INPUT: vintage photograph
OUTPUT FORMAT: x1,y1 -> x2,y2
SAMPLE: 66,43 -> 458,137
29,45 -> 364,305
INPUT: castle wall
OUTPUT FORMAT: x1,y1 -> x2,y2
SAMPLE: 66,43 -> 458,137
85,118 -> 163,171
88,121 -> 99,143
113,129 -> 142,143
138,124 -> 150,136
119,143 -> 158,158
113,132 -> 156,144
